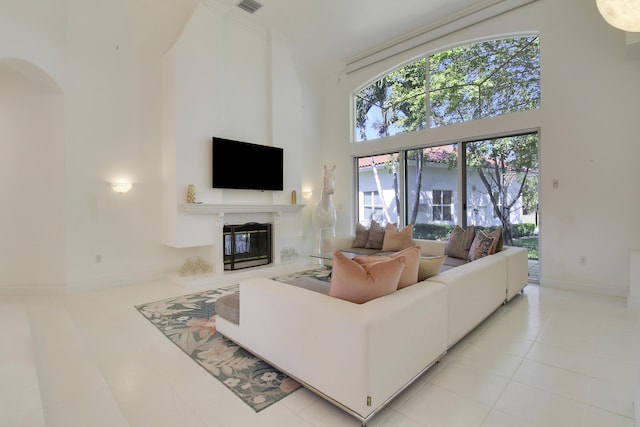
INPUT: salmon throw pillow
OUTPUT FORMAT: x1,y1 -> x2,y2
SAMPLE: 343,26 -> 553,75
329,250 -> 404,304
381,223 -> 415,251
354,245 -> 420,289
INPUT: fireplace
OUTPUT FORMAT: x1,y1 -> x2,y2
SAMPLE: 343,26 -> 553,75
223,222 -> 272,270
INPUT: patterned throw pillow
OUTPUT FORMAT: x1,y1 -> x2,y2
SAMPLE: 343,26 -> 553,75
364,220 -> 386,249
352,223 -> 370,248
354,245 -> 421,289
445,225 -> 476,259
468,231 -> 496,261
488,228 -> 504,253
381,223 -> 415,251
329,250 -> 405,304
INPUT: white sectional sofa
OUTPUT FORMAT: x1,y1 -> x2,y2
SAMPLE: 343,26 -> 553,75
215,237 -> 529,426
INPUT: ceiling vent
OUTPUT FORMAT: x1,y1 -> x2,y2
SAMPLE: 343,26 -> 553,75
237,0 -> 262,14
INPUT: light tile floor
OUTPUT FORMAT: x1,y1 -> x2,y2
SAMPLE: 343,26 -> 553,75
1,263 -> 639,427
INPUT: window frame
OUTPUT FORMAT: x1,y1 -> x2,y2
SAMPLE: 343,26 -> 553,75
351,35 -> 540,144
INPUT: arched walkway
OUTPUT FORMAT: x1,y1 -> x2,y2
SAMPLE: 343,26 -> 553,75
0,58 -> 66,292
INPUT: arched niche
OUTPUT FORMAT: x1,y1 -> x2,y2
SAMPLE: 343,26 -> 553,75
0,58 -> 67,293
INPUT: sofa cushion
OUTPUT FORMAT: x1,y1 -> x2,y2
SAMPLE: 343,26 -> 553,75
329,250 -> 404,304
352,223 -> 370,248
279,277 -> 330,295
382,223 -> 415,251
488,228 -> 504,253
444,256 -> 469,267
364,220 -> 386,249
215,292 -> 240,325
445,225 -> 475,260
341,248 -> 383,256
418,255 -> 447,280
354,245 -> 420,289
468,231 -> 495,261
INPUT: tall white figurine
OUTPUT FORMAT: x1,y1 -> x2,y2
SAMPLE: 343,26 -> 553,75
312,165 -> 337,255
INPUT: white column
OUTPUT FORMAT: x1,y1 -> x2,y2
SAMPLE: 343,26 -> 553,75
271,211 -> 282,264
214,212 -> 225,274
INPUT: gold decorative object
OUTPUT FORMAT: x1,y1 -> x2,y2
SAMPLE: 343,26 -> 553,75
178,256 -> 212,276
186,184 -> 196,203
291,190 -> 297,205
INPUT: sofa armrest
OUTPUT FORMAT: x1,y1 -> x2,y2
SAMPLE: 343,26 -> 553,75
327,236 -> 355,253
498,245 -> 529,300
216,277 -> 447,420
427,253 -> 507,346
413,239 -> 446,256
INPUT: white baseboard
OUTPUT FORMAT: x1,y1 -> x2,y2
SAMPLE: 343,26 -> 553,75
0,283 -> 67,296
540,279 -> 628,299
0,270 -> 168,296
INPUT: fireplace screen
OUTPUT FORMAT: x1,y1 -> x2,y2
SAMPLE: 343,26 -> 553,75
223,222 -> 272,270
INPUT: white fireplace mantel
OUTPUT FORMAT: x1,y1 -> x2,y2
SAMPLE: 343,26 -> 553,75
179,203 -> 307,278
182,203 -> 305,215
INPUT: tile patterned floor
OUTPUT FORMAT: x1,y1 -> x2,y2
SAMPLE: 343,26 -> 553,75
1,261 -> 638,426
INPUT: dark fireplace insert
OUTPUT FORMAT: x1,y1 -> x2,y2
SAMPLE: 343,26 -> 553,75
223,222 -> 272,270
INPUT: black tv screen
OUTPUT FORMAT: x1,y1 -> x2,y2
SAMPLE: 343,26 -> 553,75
212,137 -> 284,191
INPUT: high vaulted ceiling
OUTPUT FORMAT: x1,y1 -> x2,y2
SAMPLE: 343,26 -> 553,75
213,0 -> 489,72
138,0 -> 509,73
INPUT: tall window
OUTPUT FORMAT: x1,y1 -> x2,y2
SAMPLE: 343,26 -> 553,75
405,144 -> 458,229
466,134 -> 538,243
354,36 -> 539,142
356,153 -> 401,227
355,134 -> 538,247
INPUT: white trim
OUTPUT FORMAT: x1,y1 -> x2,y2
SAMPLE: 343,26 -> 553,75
344,0 -> 537,74
182,203 -> 305,214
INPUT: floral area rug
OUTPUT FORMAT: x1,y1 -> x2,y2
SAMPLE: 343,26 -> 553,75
135,266 -> 331,412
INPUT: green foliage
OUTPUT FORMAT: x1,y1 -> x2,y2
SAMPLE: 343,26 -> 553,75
355,36 -> 540,139
412,222 -> 536,242
429,36 -> 540,127
512,236 -> 539,260
412,223 -> 453,241
510,223 -> 536,238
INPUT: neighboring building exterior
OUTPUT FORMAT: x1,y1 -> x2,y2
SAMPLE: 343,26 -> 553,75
356,148 -> 527,229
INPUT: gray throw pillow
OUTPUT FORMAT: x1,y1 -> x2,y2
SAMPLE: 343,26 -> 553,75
445,225 -> 475,259
364,220 -> 385,250
352,223 -> 370,248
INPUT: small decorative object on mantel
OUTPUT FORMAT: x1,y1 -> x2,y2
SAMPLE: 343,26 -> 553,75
178,256 -> 212,276
186,184 -> 196,203
291,190 -> 297,205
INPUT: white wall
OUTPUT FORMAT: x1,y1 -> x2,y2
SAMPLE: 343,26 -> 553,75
162,4 -> 313,262
318,0 -> 640,297
0,0 -> 318,293
0,0 -> 319,293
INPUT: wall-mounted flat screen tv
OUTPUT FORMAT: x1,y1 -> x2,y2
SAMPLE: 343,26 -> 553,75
212,137 -> 284,191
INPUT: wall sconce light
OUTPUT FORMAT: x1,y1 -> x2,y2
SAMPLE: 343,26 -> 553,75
302,189 -> 313,200
596,0 -> 640,32
111,181 -> 133,193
